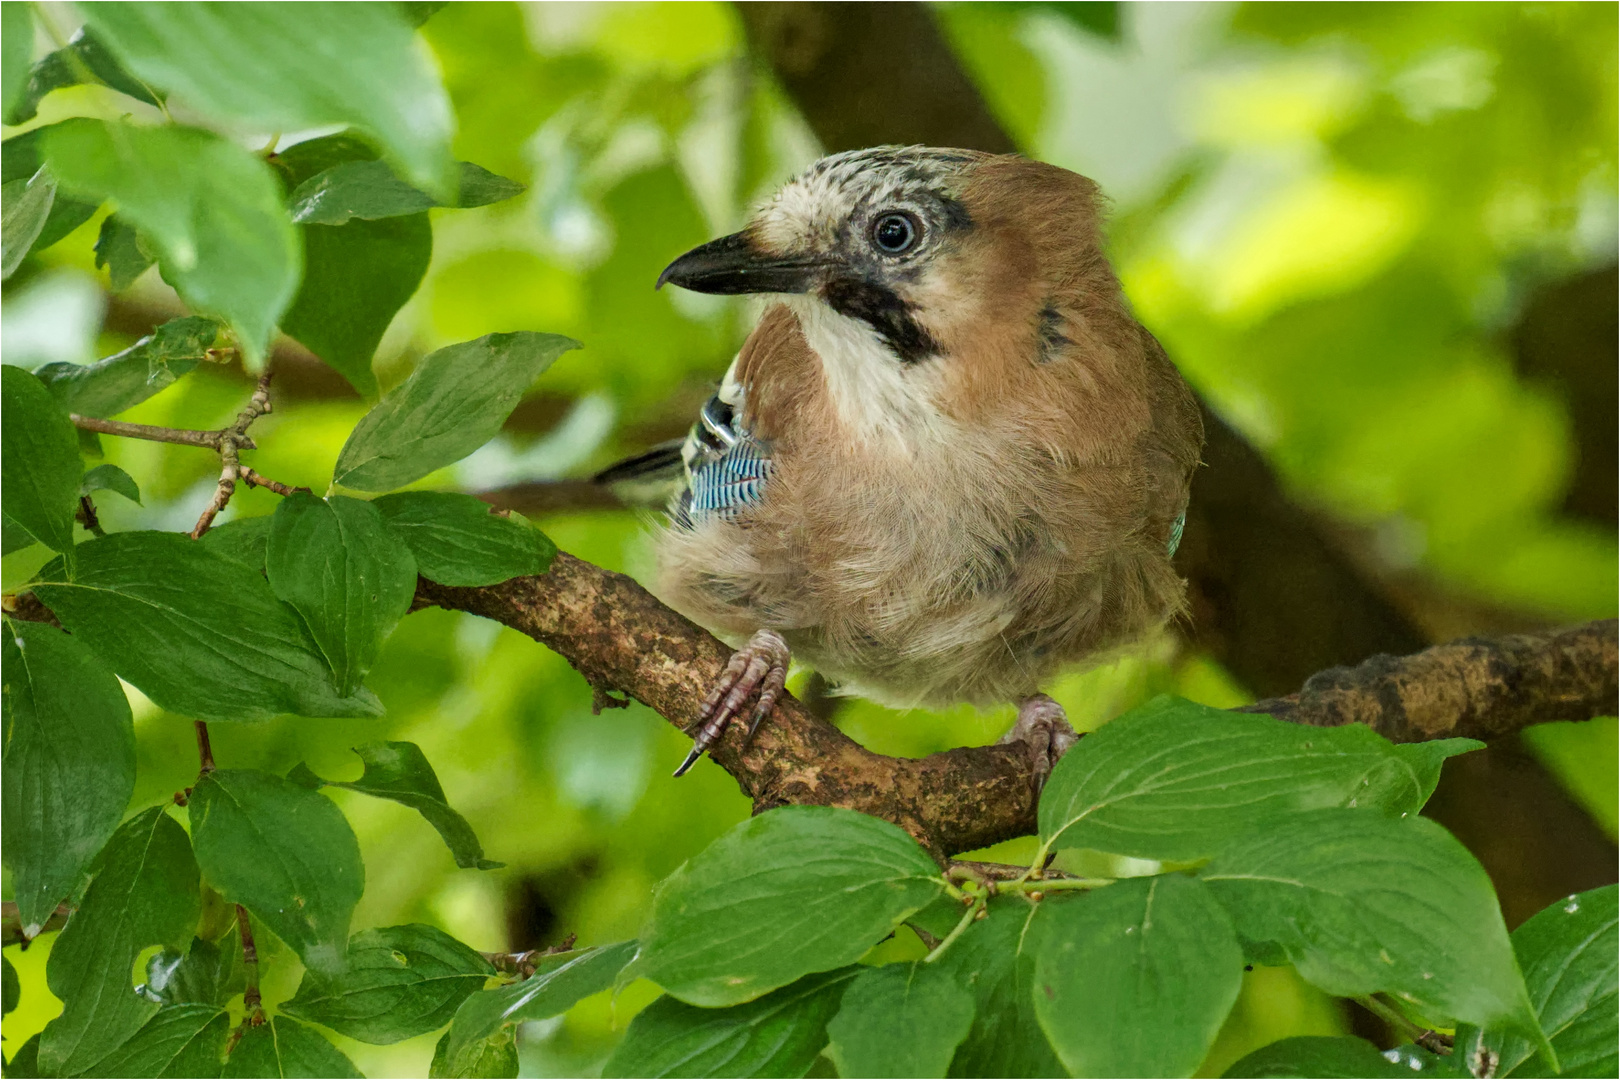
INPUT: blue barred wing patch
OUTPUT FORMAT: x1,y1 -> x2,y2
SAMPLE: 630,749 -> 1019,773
674,393 -> 772,525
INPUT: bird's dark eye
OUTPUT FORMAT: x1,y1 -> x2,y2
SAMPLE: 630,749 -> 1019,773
872,212 -> 918,254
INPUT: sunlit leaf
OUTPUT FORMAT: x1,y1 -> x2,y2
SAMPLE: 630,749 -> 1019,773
636,806 -> 944,1007
603,967 -> 856,1079
1,621 -> 135,930
333,332 -> 578,491
34,531 -> 384,722
825,961 -> 974,1078
1,365 -> 81,560
289,159 -> 524,225
1,2 -> 31,119
85,2 -> 455,196
374,491 -> 555,586
43,118 -> 298,365
189,769 -> 364,979
3,25 -> 162,125
0,125 -> 100,251
1034,876 -> 1244,1077
1,167 -> 53,279
39,807 -> 200,1076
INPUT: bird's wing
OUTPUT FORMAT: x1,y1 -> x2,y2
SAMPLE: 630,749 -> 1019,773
593,357 -> 773,524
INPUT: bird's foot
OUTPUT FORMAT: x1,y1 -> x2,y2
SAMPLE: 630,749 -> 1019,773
998,694 -> 1079,794
674,629 -> 791,777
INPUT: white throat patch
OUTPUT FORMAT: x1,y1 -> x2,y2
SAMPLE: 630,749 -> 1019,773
785,296 -> 950,453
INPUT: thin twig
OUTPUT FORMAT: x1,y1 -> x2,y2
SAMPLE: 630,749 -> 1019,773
238,906 -> 263,1020
1355,994 -> 1453,1055
75,495 -> 105,537
190,373 -> 275,539
70,414 -> 256,451
481,934 -> 579,978
237,467 -> 304,498
194,721 -> 216,775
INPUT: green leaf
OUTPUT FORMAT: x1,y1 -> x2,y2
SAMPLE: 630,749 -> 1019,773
430,1026 -> 517,1079
333,332 -> 579,491
33,531 -> 384,722
42,118 -> 298,365
1202,809 -> 1544,1048
85,1003 -> 229,1079
2,620 -> 135,930
5,1034 -> 41,1078
929,897 -> 1066,1078
440,941 -> 636,1074
198,515 -> 272,572
95,214 -> 155,291
1038,695 -> 1481,861
144,931 -> 246,1007
39,807 -> 200,1076
4,26 -> 162,126
1,167 -> 53,279
1484,884 -> 1617,1078
282,923 -> 493,1044
603,967 -> 857,1079
189,769 -> 365,979
266,493 -> 417,696
0,125 -> 100,249
825,961 -> 974,1078
1033,876 -> 1244,1077
289,741 -> 500,870
223,1016 -> 363,1078
36,316 -> 221,419
289,160 -> 525,224
81,463 -> 141,505
84,2 -> 455,196
1,3 -> 31,119
3,955 -> 19,1016
1223,1035 -> 1423,1078
373,492 -> 555,586
636,806 -> 944,1007
1,360 -> 81,560
281,210 -> 430,399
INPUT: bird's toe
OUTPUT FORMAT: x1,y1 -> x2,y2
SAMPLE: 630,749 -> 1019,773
676,629 -> 791,776
1000,693 -> 1080,792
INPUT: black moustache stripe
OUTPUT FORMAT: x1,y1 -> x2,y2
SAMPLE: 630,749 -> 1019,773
821,277 -> 939,364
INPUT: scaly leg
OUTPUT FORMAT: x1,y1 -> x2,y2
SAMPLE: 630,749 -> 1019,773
674,629 -> 791,777
998,693 -> 1079,793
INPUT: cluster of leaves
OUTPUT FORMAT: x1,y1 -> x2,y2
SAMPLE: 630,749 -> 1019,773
2,4 -> 1615,1079
565,698 -> 1613,1079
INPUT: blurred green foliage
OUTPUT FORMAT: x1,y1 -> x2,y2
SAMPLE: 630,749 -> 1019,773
3,3 -> 1614,1076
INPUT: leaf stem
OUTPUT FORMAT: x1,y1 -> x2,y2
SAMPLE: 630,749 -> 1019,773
194,721 -> 216,775
238,906 -> 263,1021
1354,994 -> 1452,1055
922,894 -> 983,965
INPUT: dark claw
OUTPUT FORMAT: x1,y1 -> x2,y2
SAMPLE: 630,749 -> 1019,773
677,629 -> 790,777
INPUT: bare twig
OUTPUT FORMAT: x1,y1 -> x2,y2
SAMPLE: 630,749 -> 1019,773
75,495 -> 105,537
237,467 -> 304,498
190,373 -> 275,539
70,414 -> 257,451
194,721 -> 216,776
481,933 -> 579,979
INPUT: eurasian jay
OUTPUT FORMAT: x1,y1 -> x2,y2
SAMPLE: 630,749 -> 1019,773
599,146 -> 1204,781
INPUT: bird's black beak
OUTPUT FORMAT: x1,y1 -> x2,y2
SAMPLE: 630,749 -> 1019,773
656,231 -> 825,295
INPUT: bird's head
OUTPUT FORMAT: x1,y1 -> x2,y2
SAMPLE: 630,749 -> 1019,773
660,146 -> 1099,366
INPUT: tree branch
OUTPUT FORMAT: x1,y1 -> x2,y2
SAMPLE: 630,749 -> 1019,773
415,555 -> 1617,859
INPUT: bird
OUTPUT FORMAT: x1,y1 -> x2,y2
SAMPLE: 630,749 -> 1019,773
597,145 -> 1205,781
